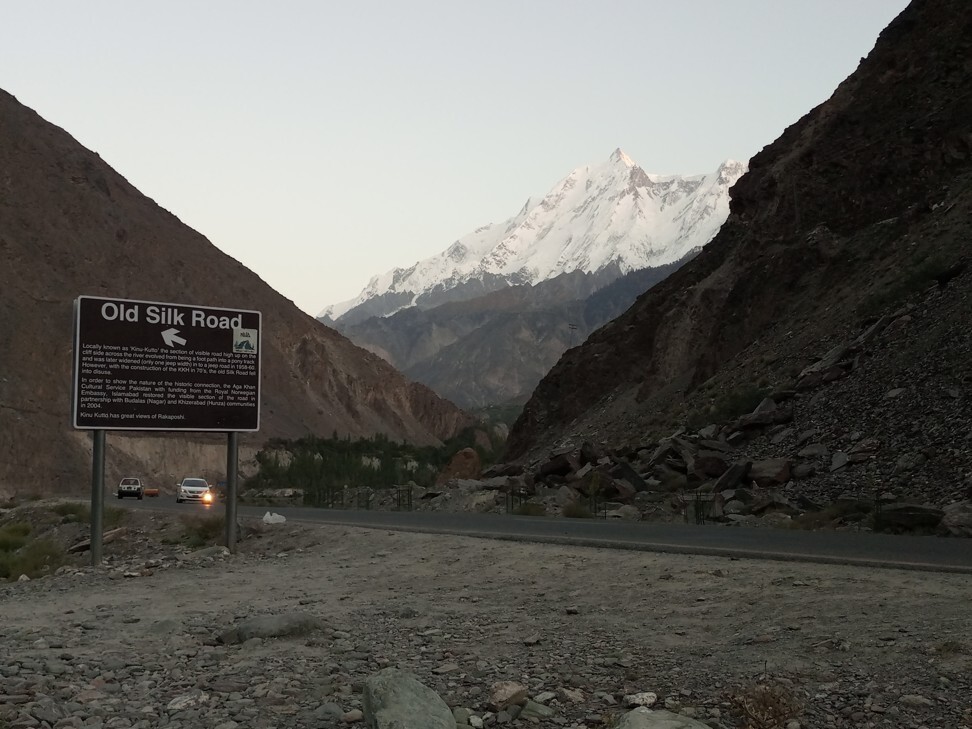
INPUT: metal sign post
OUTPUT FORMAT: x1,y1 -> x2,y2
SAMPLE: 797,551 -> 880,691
90,430 -> 105,566
72,296 -> 261,561
225,432 -> 239,552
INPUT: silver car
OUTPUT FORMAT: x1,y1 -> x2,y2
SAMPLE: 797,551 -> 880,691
176,477 -> 214,504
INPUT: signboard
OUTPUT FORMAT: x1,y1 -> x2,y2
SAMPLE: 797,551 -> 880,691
72,296 -> 261,431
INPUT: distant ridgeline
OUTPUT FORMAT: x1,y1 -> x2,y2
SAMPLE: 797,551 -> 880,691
246,428 -> 503,498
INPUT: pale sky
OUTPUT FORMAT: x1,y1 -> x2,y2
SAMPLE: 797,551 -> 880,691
3,1 -> 909,316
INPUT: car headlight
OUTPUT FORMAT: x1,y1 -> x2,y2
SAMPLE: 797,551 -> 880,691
203,491 -> 214,503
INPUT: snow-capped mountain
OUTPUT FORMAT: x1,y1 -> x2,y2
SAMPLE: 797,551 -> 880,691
320,149 -> 747,322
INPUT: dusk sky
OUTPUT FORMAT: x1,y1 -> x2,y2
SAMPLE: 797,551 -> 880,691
3,1 -> 909,315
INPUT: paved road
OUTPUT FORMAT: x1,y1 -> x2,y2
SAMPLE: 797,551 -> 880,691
124,498 -> 972,573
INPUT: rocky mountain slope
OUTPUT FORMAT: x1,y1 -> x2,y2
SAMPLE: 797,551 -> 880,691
505,0 -> 972,511
340,258 -> 690,408
0,89 -> 472,499
320,151 -> 744,323
325,150 -> 736,409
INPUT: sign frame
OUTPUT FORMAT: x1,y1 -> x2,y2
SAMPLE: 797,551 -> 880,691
72,295 -> 262,432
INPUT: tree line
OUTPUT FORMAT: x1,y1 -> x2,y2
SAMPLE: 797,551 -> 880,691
245,427 -> 502,503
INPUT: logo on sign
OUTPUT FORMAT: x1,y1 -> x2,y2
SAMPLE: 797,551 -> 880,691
233,328 -> 258,354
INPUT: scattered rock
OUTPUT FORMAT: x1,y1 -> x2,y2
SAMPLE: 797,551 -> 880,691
749,458 -> 791,487
166,689 -> 209,711
623,691 -> 658,708
489,681 -> 529,711
363,668 -> 455,729
233,612 -> 322,642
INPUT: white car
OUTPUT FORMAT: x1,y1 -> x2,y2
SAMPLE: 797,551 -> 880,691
175,477 -> 214,504
117,477 -> 143,500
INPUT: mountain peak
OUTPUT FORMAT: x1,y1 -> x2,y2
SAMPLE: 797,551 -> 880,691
610,147 -> 635,167
717,158 -> 748,184
319,152 -> 748,321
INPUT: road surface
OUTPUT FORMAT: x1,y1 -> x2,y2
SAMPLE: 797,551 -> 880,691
122,498 -> 972,573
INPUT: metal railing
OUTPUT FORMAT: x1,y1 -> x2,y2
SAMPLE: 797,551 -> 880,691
396,485 -> 413,512
505,488 -> 528,513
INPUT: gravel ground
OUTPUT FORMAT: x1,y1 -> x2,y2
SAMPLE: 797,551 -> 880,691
1,517 -> 971,729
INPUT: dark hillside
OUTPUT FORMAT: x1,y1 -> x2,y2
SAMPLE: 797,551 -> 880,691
506,0 -> 972,509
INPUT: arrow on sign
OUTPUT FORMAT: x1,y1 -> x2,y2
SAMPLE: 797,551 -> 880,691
161,328 -> 187,347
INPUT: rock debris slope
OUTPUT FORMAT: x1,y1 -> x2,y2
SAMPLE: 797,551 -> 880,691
0,89 -> 471,498
339,259 -> 689,408
506,0 -> 972,514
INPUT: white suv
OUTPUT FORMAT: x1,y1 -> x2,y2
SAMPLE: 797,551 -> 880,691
117,477 -> 143,500
176,477 -> 214,504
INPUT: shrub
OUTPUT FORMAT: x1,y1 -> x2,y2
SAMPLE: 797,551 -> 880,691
513,502 -> 546,517
0,522 -> 31,538
0,522 -> 32,552
0,533 -> 27,552
729,681 -> 802,729
104,506 -> 127,529
50,502 -> 126,528
0,539 -> 67,581
181,514 -> 225,548
51,502 -> 90,521
562,502 -> 594,519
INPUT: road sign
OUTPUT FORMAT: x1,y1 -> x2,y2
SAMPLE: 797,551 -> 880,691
72,296 -> 261,431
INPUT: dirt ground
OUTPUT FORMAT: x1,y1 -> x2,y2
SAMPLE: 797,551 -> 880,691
1,509 -> 971,728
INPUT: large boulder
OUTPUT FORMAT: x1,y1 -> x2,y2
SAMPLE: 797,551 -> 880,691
610,459 -> 649,491
363,668 -> 454,729
714,461 -> 751,491
653,464 -> 689,492
732,406 -> 793,430
436,448 -> 482,485
647,440 -> 680,468
693,450 -> 730,478
537,452 -> 579,479
578,471 -> 635,503
221,612 -> 321,644
940,501 -> 972,537
749,458 -> 791,487
750,492 -> 798,516
723,499 -> 747,515
579,441 -> 603,466
556,484 -> 583,506
878,503 -> 945,532
606,505 -> 642,520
